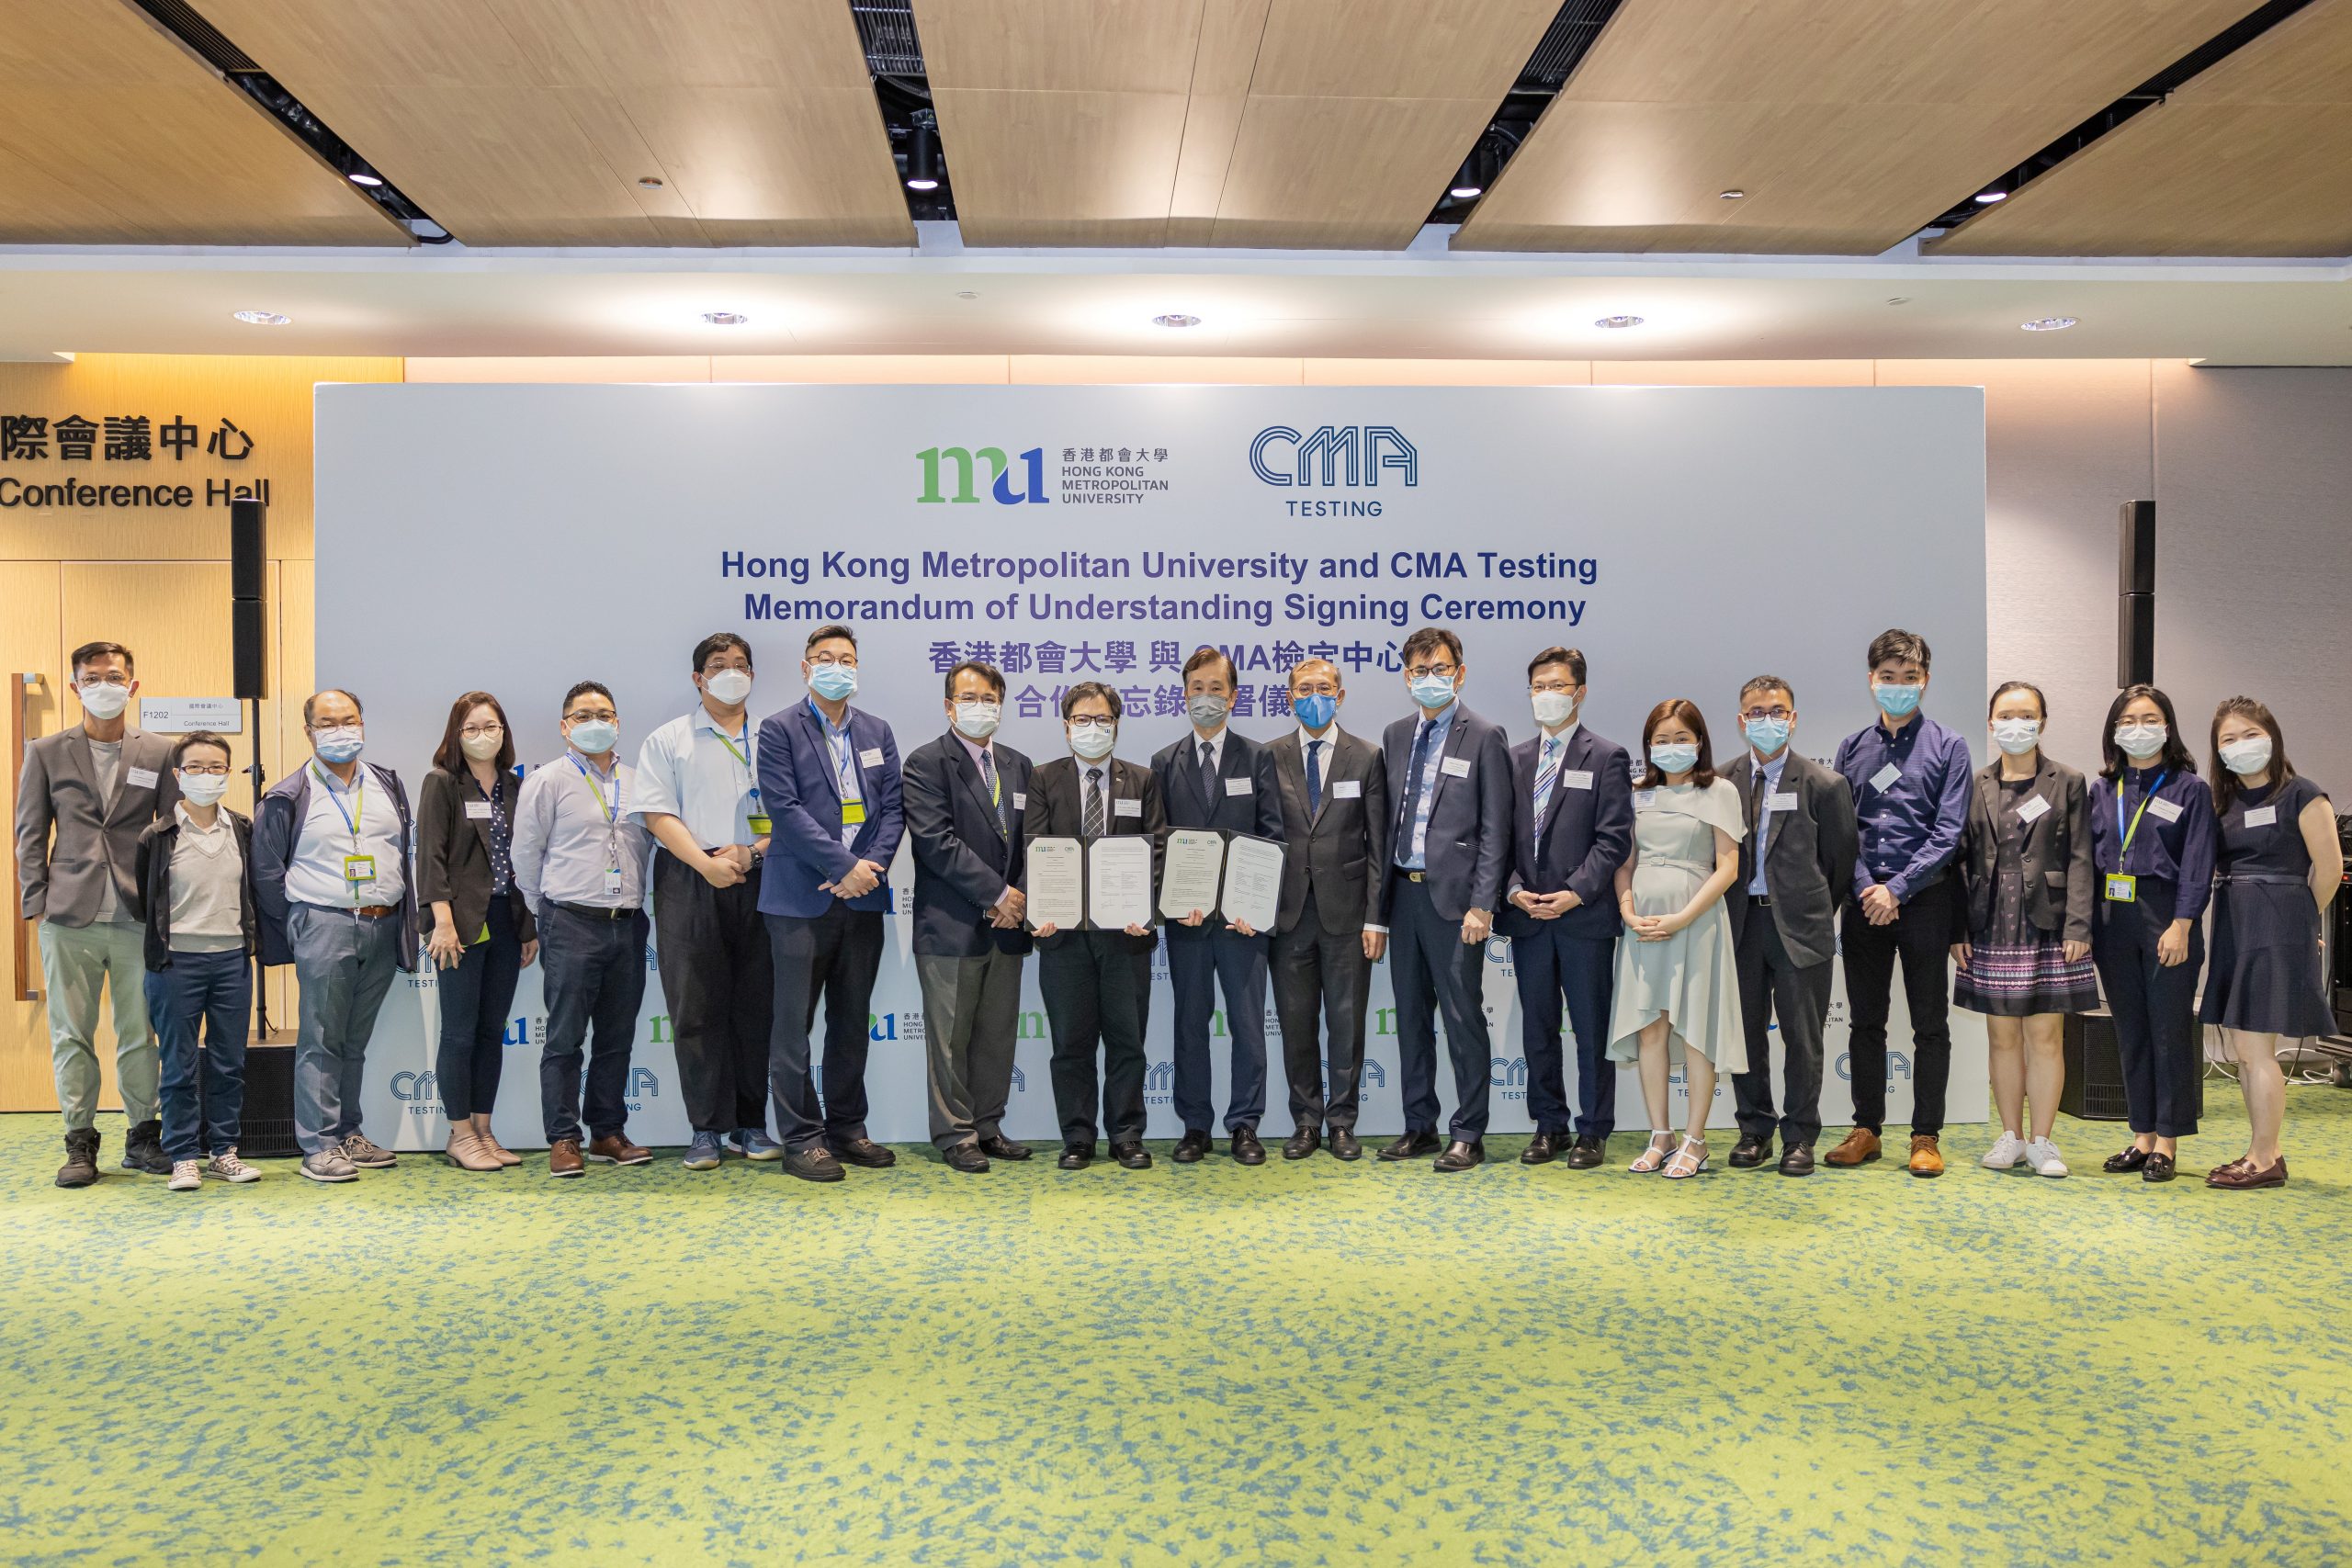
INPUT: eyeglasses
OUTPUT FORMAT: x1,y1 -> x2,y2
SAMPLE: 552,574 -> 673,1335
808,654 -> 857,669
1739,706 -> 1793,722
1068,716 -> 1114,731
179,761 -> 230,775
459,723 -> 504,739
566,708 -> 617,723
76,673 -> 130,687
1529,681 -> 1578,695
1405,663 -> 1458,681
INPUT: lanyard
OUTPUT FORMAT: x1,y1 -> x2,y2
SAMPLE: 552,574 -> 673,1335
816,708 -> 859,796
2116,771 -> 2169,859
571,752 -> 627,874
311,761 -> 364,847
711,723 -> 752,776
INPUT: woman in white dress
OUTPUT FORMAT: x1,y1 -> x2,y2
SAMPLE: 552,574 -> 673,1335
1607,699 -> 1747,1179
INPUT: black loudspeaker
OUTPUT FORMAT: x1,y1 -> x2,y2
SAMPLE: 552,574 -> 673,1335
230,496 -> 266,601
2061,1008 -> 2205,1122
209,1043 -> 299,1158
2118,500 -> 2154,687
231,496 -> 267,699
232,598 -> 268,701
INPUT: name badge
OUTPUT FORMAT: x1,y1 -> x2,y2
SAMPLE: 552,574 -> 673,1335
1770,791 -> 1800,811
127,766 -> 160,790
1869,762 -> 1902,793
2146,796 -> 2183,823
1332,781 -> 1362,799
2104,873 -> 2137,903
1012,793 -> 1026,811
746,814 -> 773,835
1224,777 -> 1252,796
605,865 -> 626,897
841,800 -> 867,826
858,747 -> 885,769
2015,795 -> 2050,824
1634,790 -> 1657,810
2244,805 -> 2278,829
1441,756 -> 1473,778
1563,770 -> 1594,791
343,853 -> 376,884
1114,797 -> 1142,818
465,800 -> 493,820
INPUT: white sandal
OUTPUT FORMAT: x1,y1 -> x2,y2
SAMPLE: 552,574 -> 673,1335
1628,1131 -> 1676,1173
1663,1135 -> 1710,1180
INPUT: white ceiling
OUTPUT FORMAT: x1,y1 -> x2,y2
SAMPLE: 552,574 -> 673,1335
3,227 -> 2347,364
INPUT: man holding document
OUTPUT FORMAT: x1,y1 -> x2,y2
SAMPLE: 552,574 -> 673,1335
1024,682 -> 1166,1171
1152,648 -> 1286,1166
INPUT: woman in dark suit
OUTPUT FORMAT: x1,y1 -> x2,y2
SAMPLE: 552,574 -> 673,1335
415,692 -> 537,1171
1951,682 -> 2097,1179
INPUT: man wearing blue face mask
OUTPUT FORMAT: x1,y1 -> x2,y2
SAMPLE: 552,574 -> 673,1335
1828,629 -> 1973,1177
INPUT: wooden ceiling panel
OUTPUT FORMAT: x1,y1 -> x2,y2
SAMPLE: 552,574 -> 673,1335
1931,0 -> 2352,256
1209,95 -> 1507,249
1457,0 -> 2271,254
190,0 -> 912,246
0,0 -> 402,244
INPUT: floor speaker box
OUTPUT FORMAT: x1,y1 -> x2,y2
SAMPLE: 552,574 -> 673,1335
2061,1010 -> 2204,1122
199,1043 -> 299,1159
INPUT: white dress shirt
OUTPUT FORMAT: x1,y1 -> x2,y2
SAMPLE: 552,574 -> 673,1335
285,761 -> 407,908
511,752 -> 650,913
631,705 -> 763,849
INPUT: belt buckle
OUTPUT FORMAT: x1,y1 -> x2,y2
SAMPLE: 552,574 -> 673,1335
1408,871 -> 1426,883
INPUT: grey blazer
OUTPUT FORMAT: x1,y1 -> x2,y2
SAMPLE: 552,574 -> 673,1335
15,726 -> 180,927
1722,750 -> 1859,970
1267,728 -> 1391,938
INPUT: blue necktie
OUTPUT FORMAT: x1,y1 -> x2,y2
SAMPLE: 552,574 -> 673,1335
1306,739 -> 1324,816
1401,720 -> 1437,845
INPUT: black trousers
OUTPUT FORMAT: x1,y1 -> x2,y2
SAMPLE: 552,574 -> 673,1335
2093,886 -> 2204,1138
1039,931 -> 1149,1147
1271,891 -> 1373,1132
1390,876 -> 1494,1138
1838,874 -> 1956,1135
435,894 -> 522,1121
1509,921 -> 1618,1137
537,904 -> 647,1144
765,905 -> 884,1151
652,850 -> 775,1135
1731,908 -> 1833,1145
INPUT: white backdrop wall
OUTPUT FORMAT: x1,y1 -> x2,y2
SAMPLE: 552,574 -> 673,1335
316,382 -> 1990,1150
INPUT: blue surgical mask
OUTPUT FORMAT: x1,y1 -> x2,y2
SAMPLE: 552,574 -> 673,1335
1743,716 -> 1791,754
1293,693 -> 1338,731
1408,673 -> 1456,711
1873,682 -> 1923,718
312,727 -> 364,763
1650,743 -> 1700,776
568,719 -> 619,755
808,664 -> 857,702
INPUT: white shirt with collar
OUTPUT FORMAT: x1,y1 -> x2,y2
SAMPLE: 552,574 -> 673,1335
286,760 -> 406,909
632,704 -> 763,849
512,751 -> 650,913
1189,726 -> 1227,778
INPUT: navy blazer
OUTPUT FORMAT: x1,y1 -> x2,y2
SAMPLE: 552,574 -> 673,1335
1150,728 -> 1284,928
755,700 -> 904,920
1499,724 -> 1634,942
252,761 -> 421,972
1378,702 -> 1513,923
903,730 -> 1034,958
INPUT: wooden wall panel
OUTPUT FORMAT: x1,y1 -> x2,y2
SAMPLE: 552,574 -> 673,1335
0,561 -> 62,1109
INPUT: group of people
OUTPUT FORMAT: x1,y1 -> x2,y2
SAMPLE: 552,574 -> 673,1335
17,624 -> 2339,1194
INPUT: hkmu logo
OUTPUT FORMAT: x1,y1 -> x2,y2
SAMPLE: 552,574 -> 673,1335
917,446 -> 1049,505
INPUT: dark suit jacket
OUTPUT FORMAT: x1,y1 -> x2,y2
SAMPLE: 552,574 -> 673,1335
1267,727 -> 1389,937
1150,728 -> 1284,928
253,761 -> 421,971
1023,753 -> 1165,954
1723,750 -> 1859,970
15,725 -> 179,926
1499,724 -> 1634,943
755,701 -> 903,919
1953,757 -> 2095,944
414,765 -> 537,948
136,807 -> 258,971
1378,703 -> 1512,923
903,731 -> 1034,958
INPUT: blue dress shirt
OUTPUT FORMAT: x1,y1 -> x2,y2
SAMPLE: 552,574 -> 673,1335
2087,766 -> 2218,922
1396,703 -> 1458,871
1833,714 -> 1972,902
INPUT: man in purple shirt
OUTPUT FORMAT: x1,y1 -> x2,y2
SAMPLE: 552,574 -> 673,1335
1826,629 -> 1973,1177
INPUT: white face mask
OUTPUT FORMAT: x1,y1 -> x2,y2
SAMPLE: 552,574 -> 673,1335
2113,723 -> 2166,761
704,669 -> 753,706
459,731 -> 503,761
953,700 -> 1001,740
2220,736 -> 2274,777
1530,691 -> 1577,728
1069,724 -> 1116,761
1990,718 -> 2041,755
77,681 -> 130,720
177,772 -> 230,807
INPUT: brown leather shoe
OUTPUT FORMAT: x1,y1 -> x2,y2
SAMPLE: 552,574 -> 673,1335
1823,1128 -> 1881,1167
2206,1155 -> 2287,1190
1907,1134 -> 1944,1178
548,1138 -> 585,1179
587,1133 -> 652,1167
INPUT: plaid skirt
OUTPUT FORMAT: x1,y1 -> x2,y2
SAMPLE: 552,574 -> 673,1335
1954,934 -> 2100,1018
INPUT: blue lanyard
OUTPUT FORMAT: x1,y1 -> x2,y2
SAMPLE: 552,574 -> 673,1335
811,701 -> 857,792
311,761 -> 364,843
2116,771 -> 2168,856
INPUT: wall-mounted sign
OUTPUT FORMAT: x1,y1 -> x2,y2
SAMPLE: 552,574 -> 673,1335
139,697 -> 243,734
0,412 -> 270,510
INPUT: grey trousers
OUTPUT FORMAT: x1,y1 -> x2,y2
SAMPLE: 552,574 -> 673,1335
288,904 -> 401,1155
916,948 -> 1024,1150
38,919 -> 158,1130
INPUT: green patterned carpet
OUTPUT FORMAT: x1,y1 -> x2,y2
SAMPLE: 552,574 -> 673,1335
5,1088 -> 2350,1568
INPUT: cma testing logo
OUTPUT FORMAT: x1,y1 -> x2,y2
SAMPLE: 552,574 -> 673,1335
1249,424 -> 1417,487
916,446 -> 1049,505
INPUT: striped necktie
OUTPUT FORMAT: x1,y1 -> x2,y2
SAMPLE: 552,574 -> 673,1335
979,749 -> 1005,838
1532,735 -> 1562,835
1083,767 -> 1105,838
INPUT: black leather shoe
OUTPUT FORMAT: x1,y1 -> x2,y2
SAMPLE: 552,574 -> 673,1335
783,1146 -> 845,1184
978,1134 -> 1032,1161
1329,1128 -> 1362,1161
1563,1134 -> 1606,1169
1057,1144 -> 1095,1170
1111,1141 -> 1153,1169
2103,1145 -> 2151,1173
120,1120 -> 171,1177
2142,1151 -> 2177,1183
1520,1130 -> 1567,1166
1171,1129 -> 1212,1164
1434,1138 -> 1485,1173
829,1136 -> 897,1168
1729,1135 -> 1772,1168
1230,1127 -> 1266,1166
1778,1143 -> 1815,1176
944,1143 -> 989,1174
1378,1130 -> 1442,1162
1282,1126 -> 1320,1160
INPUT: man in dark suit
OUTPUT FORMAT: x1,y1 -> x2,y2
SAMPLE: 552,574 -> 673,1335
1723,675 -> 1860,1176
1151,646 -> 1285,1165
1267,658 -> 1389,1161
1501,647 -> 1634,1171
1024,682 -> 1165,1171
756,624 -> 903,1185
902,659 -> 1034,1174
1377,626 -> 1512,1173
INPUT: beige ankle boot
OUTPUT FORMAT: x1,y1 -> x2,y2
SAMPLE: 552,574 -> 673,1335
446,1122 -> 503,1172
474,1114 -> 522,1168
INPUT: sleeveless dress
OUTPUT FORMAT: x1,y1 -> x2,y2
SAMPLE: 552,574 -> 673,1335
2199,774 -> 2334,1036
1606,778 -> 1747,1070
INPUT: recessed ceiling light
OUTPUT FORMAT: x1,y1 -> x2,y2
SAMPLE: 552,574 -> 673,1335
232,310 -> 290,326
347,172 -> 384,188
1718,188 -> 1746,200
906,177 -> 941,192
2020,316 -> 2078,332
955,290 -> 978,300
1594,314 -> 1645,330
1886,297 -> 1911,305
1973,189 -> 2008,203
1153,313 -> 1202,329
1449,184 -> 1484,199
638,176 -> 664,189
702,310 -> 750,326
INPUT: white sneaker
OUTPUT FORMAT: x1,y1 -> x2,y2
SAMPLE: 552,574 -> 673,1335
2027,1137 -> 2069,1178
167,1159 -> 202,1191
1981,1131 -> 2029,1169
204,1148 -> 260,1184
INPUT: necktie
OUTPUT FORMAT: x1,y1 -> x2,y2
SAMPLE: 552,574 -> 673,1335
1401,720 -> 1437,839
1532,736 -> 1561,835
1084,767 -> 1105,838
979,749 -> 1005,838
1750,764 -> 1769,830
1199,739 -> 1217,811
1306,739 -> 1323,816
